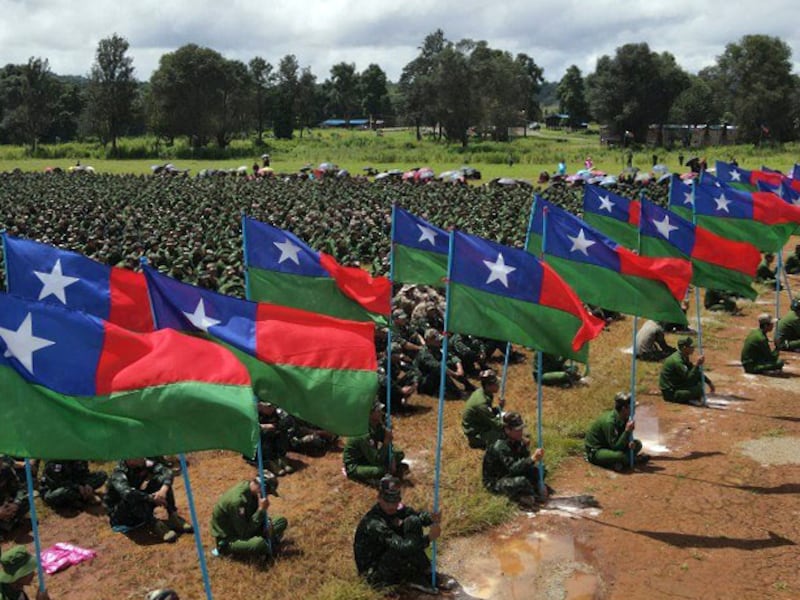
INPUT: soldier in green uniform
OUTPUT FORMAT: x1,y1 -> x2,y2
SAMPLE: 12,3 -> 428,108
482,412 -> 547,508
0,459 -> 29,535
704,289 -> 738,313
585,392 -> 647,471
784,245 -> 800,275
659,337 -> 715,404
775,299 -> 800,351
210,476 -> 287,561
413,329 -> 466,399
462,370 -> 504,449
741,313 -> 784,374
343,401 -> 407,485
353,476 -> 445,594
755,253 -> 777,284
251,401 -> 293,476
286,417 -> 338,456
104,458 -> 193,543
39,460 -> 107,509
531,352 -> 582,386
0,545 -> 50,600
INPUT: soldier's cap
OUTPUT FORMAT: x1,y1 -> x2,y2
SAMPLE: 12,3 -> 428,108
378,475 -> 402,503
0,546 -> 36,583
392,308 -> 408,320
479,369 -> 498,385
371,400 -> 386,413
791,298 -> 800,313
677,336 -> 694,348
503,411 -> 525,430
424,328 -> 442,342
145,590 -> 180,600
758,312 -> 776,326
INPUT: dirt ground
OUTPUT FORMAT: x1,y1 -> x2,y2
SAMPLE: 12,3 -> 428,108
5,275 -> 800,599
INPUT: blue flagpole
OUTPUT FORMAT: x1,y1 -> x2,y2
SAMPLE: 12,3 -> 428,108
629,192 -> 646,467
499,342 -> 511,407
431,230 -> 456,589
775,252 -> 782,321
386,203 -> 397,465
535,205 -> 549,493
142,257 -> 214,600
689,183 -> 708,407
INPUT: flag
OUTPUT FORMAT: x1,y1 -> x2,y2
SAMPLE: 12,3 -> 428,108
670,177 -> 800,252
144,267 -> 378,436
792,164 -> 800,181
715,160 -> 800,193
527,198 -> 691,324
448,231 -> 603,361
639,199 -> 760,299
243,216 -> 390,323
391,206 -> 449,286
581,184 -> 641,249
3,234 -> 154,332
0,293 -> 257,460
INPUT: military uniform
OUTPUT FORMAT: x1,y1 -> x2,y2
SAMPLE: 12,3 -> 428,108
104,460 -> 175,530
635,320 -> 675,362
741,329 -> 784,374
775,310 -> 800,351
287,417 -> 338,456
343,423 -> 405,484
482,437 -> 544,501
462,388 -> 503,449
755,257 -> 776,283
353,503 -> 433,588
584,409 -> 643,469
531,352 -> 579,386
659,350 -> 711,403
210,480 -> 287,559
704,289 -> 737,312
39,460 -> 107,508
252,405 -> 291,474
784,249 -> 800,274
413,346 -> 463,399
0,459 -> 29,534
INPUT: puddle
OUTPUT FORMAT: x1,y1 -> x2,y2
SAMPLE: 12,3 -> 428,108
633,405 -> 668,454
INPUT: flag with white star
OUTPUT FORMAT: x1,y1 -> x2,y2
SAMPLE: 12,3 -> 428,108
391,206 -> 449,286
581,185 -> 642,250
448,230 -> 603,361
144,266 -> 378,437
243,216 -> 389,323
0,292 -> 257,460
3,234 -> 154,332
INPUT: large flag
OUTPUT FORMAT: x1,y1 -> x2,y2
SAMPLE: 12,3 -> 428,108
243,216 -> 390,323
391,206 -> 449,286
144,267 -> 378,436
670,177 -> 800,252
715,160 -> 800,193
0,293 -> 257,459
448,231 -> 604,361
527,198 -> 691,324
3,234 -> 154,332
792,164 -> 800,181
581,185 -> 641,249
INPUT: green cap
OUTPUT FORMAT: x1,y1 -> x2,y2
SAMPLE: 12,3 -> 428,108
0,546 -> 36,583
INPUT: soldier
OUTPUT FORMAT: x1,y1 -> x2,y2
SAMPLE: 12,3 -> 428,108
741,313 -> 784,374
286,417 -> 338,456
104,458 -> 193,543
482,412 -> 547,509
354,475 -> 447,595
39,460 -> 107,509
252,401 -> 293,476
704,289 -> 738,313
531,352 -> 582,386
659,337 -> 715,404
413,329 -> 466,399
775,298 -> 800,351
343,401 -> 407,485
210,476 -> 287,561
755,253 -> 777,284
391,309 -> 424,357
462,370 -> 504,449
0,545 -> 50,600
585,392 -> 648,472
784,245 -> 800,275
635,320 -> 676,362
0,458 -> 29,536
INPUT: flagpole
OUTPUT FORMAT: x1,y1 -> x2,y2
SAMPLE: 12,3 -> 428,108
386,203 -> 397,465
689,184 -> 708,407
499,342 -> 512,406
775,251 -> 783,321
535,205 -> 548,494
629,193 -> 644,468
2,232 -> 47,595
431,230 -> 456,589
142,258 -> 214,600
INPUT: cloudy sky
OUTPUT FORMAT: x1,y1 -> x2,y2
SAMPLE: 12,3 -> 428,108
1,0 -> 798,82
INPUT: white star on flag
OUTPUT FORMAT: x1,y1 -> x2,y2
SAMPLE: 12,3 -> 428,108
729,169 -> 742,182
598,195 -> 615,212
568,229 -> 596,256
417,225 -> 438,246
483,253 -> 516,287
652,215 -> 679,239
183,299 -> 221,332
0,313 -> 55,375
683,192 -> 694,205
273,239 -> 302,265
33,259 -> 79,304
714,193 -> 731,213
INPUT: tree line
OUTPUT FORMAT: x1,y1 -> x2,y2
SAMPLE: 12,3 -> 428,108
0,31 -> 797,153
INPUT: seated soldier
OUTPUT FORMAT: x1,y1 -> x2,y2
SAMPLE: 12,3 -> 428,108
755,253 -> 777,284
39,460 -> 107,509
287,417 -> 338,456
635,320 -> 676,362
659,337 -> 715,404
251,400 -> 293,476
343,401 -> 407,485
354,475 -> 449,595
784,245 -> 800,275
775,299 -> 800,351
378,347 -> 419,413
585,392 -> 648,471
413,329 -> 466,399
531,352 -> 581,387
0,545 -> 50,600
0,458 -> 29,536
104,458 -> 193,543
741,313 -> 784,374
462,370 -> 504,449
704,289 -> 738,313
482,412 -> 547,509
210,475 -> 287,561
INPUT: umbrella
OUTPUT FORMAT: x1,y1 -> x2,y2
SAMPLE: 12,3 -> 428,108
652,164 -> 670,175
599,175 -> 618,187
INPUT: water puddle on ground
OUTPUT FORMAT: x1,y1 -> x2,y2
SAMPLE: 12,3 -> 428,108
634,405 -> 669,454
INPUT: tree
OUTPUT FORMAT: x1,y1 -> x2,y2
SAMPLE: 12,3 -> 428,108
273,54 -> 299,139
557,65 -> 589,126
359,64 -> 391,122
248,56 -> 275,144
668,75 -> 719,125
326,62 -> 360,120
0,57 -> 59,152
296,66 -> 321,136
84,33 -> 138,153
399,29 -> 445,140
433,42 -> 474,147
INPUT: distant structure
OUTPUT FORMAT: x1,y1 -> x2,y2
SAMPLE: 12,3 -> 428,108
600,124 -> 738,148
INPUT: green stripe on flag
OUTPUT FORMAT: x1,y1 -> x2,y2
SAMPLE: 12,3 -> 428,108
583,213 -> 639,248
393,244 -> 448,287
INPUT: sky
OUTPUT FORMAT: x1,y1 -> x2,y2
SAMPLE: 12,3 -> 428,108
1,0 -> 799,83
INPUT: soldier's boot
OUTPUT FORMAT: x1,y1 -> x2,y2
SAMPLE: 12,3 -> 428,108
279,457 -> 295,474
167,512 -> 193,533
153,520 -> 177,543
266,460 -> 285,477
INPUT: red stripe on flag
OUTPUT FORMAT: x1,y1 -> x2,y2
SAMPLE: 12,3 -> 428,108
751,170 -> 783,188
96,324 -> 250,394
628,200 -> 641,226
692,228 -> 760,277
255,302 -> 377,371
318,252 -> 392,315
752,192 -> 800,225
109,268 -> 155,332
539,263 -> 604,351
617,247 -> 691,301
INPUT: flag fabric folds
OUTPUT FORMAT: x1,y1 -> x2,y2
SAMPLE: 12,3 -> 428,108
527,198 -> 691,324
144,267 -> 378,437
448,230 -> 604,361
715,160 -> 800,193
243,216 -> 390,323
3,234 -> 154,332
0,293 -> 257,459
391,206 -> 449,286
581,185 -> 641,249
